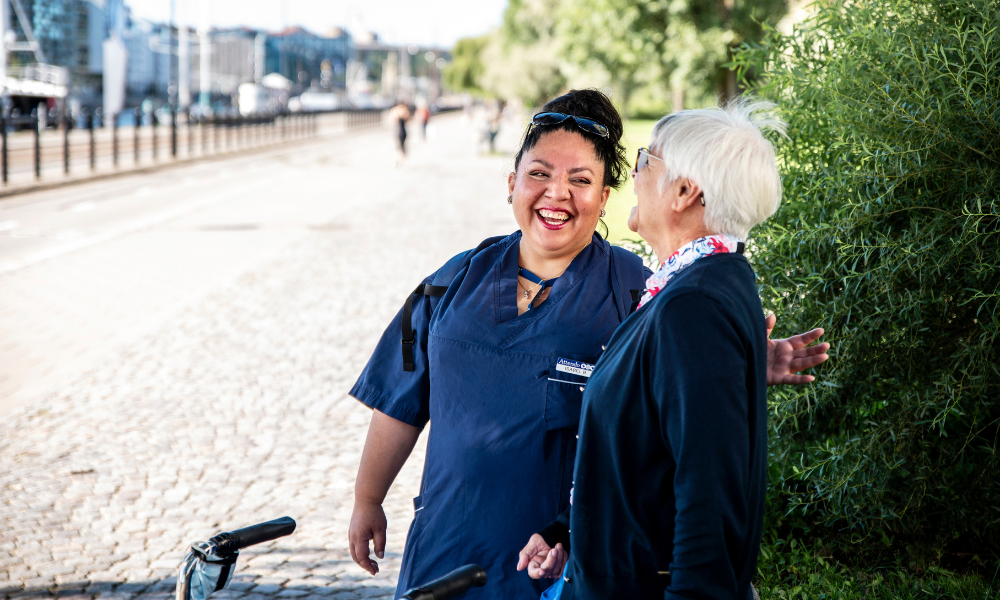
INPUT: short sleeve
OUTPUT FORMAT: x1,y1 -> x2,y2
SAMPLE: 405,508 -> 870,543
349,275 -> 436,429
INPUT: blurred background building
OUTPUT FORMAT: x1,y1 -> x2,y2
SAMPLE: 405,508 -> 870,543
0,0 -> 451,123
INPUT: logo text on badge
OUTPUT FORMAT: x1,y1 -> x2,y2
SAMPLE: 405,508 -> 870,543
556,358 -> 594,378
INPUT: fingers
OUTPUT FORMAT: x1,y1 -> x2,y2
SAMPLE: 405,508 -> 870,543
349,532 -> 378,575
777,373 -> 816,385
791,352 -> 829,372
789,327 -> 825,348
535,544 -> 563,578
518,534 -> 549,573
765,314 -> 776,338
369,521 -> 385,560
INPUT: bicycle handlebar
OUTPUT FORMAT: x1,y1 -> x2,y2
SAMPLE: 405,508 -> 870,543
400,564 -> 487,600
208,516 -> 296,554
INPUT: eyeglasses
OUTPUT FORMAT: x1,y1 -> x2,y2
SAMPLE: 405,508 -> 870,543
530,112 -> 610,138
634,147 -> 663,172
634,147 -> 705,205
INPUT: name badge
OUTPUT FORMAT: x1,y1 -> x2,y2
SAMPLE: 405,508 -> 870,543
556,358 -> 594,378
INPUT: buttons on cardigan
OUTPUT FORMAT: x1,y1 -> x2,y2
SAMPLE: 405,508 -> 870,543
579,386 -> 585,392
563,575 -> 571,583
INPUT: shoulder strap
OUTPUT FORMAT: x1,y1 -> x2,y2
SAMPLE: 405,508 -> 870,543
402,283 -> 448,371
401,235 -> 507,371
609,245 -> 648,319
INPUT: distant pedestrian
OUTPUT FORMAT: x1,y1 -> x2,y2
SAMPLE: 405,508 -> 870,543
416,103 -> 431,140
390,102 -> 411,166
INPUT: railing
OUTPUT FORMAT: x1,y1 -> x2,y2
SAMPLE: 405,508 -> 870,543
7,64 -> 70,86
0,107 -> 385,187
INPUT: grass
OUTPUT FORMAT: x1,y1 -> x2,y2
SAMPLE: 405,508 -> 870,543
754,539 -> 998,599
605,118 -> 658,244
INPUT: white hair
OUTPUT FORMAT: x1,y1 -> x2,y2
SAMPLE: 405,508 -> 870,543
650,97 -> 787,239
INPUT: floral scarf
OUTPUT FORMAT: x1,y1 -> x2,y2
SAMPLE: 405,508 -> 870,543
637,234 -> 744,309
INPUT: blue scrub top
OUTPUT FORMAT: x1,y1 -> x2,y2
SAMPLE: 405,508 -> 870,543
351,231 -> 647,599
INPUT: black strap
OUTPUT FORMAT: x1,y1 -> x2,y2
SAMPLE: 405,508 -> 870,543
737,241 -> 745,254
629,289 -> 642,314
402,283 -> 448,371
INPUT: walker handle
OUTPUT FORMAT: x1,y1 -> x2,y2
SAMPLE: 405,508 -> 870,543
400,564 -> 487,600
209,517 -> 296,554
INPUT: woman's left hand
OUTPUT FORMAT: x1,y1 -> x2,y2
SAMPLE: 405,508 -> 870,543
765,314 -> 830,385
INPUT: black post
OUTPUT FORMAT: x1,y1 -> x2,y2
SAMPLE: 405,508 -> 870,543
63,110 -> 70,175
113,112 -> 119,168
1,112 -> 7,184
134,108 -> 141,164
88,111 -> 95,171
187,109 -> 193,156
202,115 -> 208,155
33,110 -> 40,180
171,106 -> 177,158
213,116 -> 219,153
151,110 -> 157,160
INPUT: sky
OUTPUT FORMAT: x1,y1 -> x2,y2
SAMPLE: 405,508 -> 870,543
125,0 -> 508,48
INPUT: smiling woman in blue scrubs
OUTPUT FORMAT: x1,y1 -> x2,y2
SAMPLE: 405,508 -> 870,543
347,90 -> 827,600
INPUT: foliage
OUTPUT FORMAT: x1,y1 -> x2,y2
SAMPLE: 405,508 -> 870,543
730,0 -> 1000,564
443,35 -> 491,96
480,0 -> 569,106
754,537 -> 997,599
448,0 -> 789,113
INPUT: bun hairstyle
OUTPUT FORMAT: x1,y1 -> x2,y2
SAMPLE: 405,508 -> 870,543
514,89 -> 629,190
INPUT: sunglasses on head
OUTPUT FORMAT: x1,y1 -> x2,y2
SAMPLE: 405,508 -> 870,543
530,112 -> 610,138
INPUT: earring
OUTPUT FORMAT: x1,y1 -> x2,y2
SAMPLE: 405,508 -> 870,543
507,195 -> 513,204
700,193 -> 705,206
600,209 -> 606,217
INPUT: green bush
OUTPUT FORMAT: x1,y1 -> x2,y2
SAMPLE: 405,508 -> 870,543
730,0 -> 1000,566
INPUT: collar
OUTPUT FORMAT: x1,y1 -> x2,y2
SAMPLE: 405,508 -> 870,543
637,234 -> 744,309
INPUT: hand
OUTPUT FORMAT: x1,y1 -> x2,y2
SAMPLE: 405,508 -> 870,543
349,501 -> 387,575
765,313 -> 831,385
516,533 -> 568,579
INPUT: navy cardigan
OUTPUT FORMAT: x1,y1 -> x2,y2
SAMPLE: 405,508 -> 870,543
540,253 -> 768,600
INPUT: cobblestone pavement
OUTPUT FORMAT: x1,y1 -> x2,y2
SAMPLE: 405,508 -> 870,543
1,114 -> 522,599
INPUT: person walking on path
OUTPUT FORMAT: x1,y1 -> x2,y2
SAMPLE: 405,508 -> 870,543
348,90 -> 828,599
416,102 -> 431,140
391,102 -> 411,166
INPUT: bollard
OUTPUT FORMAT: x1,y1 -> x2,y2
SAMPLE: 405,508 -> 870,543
171,106 -> 177,158
33,111 -> 40,180
88,111 -> 95,171
213,116 -> 219,153
134,107 -> 141,164
63,110 -> 70,175
1,112 -> 7,184
113,112 -> 119,168
151,110 -> 157,160
187,109 -> 194,156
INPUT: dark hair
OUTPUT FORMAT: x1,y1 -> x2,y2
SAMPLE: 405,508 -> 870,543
513,89 -> 629,190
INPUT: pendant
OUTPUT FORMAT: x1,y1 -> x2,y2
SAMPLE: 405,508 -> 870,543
523,290 -> 529,299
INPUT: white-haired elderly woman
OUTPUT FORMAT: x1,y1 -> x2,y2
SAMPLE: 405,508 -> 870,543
517,100 -> 796,600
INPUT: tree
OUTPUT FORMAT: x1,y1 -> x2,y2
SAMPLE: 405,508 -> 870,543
733,0 -> 1000,565
443,35 -> 491,96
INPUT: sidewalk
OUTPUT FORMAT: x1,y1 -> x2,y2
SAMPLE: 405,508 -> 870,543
0,112 -> 523,600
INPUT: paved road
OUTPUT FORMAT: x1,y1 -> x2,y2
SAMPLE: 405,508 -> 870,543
1,113 -> 520,600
